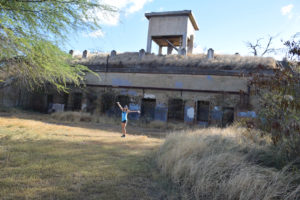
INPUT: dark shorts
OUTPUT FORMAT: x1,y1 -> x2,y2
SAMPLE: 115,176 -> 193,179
121,120 -> 127,123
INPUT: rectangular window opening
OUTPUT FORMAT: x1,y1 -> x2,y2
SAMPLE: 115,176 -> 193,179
73,93 -> 82,111
168,99 -> 184,122
141,98 -> 156,120
197,101 -> 210,122
222,107 -> 234,127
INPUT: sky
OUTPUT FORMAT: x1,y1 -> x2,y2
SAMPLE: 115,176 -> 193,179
65,0 -> 300,59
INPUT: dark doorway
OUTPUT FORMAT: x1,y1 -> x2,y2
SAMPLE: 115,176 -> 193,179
168,99 -> 184,121
222,107 -> 234,127
63,93 -> 69,111
101,93 -> 115,114
197,101 -> 210,122
141,98 -> 156,120
47,95 -> 53,109
73,93 -> 82,111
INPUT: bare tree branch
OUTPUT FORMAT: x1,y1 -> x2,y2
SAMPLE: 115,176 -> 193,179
246,36 -> 277,56
261,36 -> 275,56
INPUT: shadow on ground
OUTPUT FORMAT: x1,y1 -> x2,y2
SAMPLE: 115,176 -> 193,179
0,135 -> 179,200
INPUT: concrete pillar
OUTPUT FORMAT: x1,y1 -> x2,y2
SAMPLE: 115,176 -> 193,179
69,50 -> 74,57
181,33 -> 187,54
110,50 -> 117,57
139,49 -> 145,59
184,100 -> 195,123
207,48 -> 214,59
187,35 -> 194,54
146,36 -> 152,53
167,44 -> 173,55
82,50 -> 88,58
158,46 -> 163,55
178,48 -> 186,55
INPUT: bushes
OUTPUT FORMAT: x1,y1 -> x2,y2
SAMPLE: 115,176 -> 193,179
157,127 -> 300,200
251,66 -> 300,160
249,36 -> 300,160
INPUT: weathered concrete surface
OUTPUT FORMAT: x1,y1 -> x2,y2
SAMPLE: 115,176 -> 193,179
145,10 -> 198,54
85,72 -> 249,93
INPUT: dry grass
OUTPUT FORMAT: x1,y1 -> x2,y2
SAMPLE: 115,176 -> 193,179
157,127 -> 300,200
3,110 -> 299,199
50,111 -> 119,125
77,52 -> 277,70
0,113 -> 179,200
51,112 -> 191,133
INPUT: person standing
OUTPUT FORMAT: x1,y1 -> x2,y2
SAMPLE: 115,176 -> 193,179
116,102 -> 140,137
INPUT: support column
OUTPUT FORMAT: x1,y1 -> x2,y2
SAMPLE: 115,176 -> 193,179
187,35 -> 194,54
167,44 -> 173,55
181,33 -> 187,55
158,46 -> 163,55
146,35 -> 152,53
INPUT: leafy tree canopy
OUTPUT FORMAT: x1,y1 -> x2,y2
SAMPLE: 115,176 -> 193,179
0,0 -> 115,91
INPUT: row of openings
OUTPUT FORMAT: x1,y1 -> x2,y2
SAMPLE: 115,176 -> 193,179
144,98 -> 234,127
48,93 -> 234,126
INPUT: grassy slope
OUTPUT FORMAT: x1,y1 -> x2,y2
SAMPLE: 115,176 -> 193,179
157,128 -> 300,200
0,114 -> 176,200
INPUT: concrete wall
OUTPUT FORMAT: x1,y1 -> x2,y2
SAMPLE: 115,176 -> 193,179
187,19 -> 195,39
0,86 -> 47,111
147,16 -> 188,36
85,72 -> 249,93
42,84 -> 243,127
0,86 -> 20,107
0,72 -> 256,127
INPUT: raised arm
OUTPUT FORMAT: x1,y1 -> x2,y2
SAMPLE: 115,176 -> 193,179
128,110 -> 140,114
116,102 -> 123,111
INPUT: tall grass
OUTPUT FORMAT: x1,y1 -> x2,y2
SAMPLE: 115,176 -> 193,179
51,111 -> 191,131
77,52 -> 277,70
157,127 -> 300,200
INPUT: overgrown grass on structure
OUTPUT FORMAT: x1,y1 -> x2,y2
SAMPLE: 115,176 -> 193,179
157,127 -> 300,200
0,114 -> 177,200
77,52 -> 277,70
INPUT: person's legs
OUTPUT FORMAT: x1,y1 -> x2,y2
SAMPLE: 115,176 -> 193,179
124,122 -> 127,135
121,122 -> 127,137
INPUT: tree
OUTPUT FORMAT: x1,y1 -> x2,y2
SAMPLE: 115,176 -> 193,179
250,34 -> 300,160
0,0 -> 115,91
246,35 -> 276,56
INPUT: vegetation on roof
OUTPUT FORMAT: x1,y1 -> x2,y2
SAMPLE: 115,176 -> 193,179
76,52 -> 278,70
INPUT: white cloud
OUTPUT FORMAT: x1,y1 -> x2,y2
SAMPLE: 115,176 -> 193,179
83,29 -> 105,38
91,0 -> 153,26
126,0 -> 153,15
281,4 -> 294,16
193,45 -> 204,54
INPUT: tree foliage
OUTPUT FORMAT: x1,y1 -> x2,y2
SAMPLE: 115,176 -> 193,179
0,0 -> 114,91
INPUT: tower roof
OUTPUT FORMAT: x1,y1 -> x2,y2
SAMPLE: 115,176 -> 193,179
145,10 -> 199,30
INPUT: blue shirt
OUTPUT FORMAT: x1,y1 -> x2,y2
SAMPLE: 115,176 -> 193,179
122,111 -> 128,121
